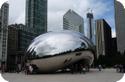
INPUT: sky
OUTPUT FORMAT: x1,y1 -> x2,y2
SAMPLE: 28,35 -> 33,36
0,0 -> 125,37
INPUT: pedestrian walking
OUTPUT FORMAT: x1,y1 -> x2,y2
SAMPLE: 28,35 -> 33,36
98,65 -> 102,71
29,64 -> 33,74
1,61 -> 6,73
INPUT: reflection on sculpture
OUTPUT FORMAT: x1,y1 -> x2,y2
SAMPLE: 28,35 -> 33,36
26,30 -> 94,73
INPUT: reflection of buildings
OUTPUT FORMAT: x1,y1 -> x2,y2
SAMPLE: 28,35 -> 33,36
0,2 -> 9,64
26,31 -> 94,72
25,0 -> 48,56
96,19 -> 112,57
63,9 -> 84,34
26,0 -> 47,35
86,13 -> 95,44
115,0 -> 125,53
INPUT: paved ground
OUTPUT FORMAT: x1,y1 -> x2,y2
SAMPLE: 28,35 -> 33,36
1,69 -> 124,82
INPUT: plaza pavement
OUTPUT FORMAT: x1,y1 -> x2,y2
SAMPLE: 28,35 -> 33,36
1,68 -> 124,82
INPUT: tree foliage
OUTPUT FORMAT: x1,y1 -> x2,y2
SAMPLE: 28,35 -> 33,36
95,52 -> 125,67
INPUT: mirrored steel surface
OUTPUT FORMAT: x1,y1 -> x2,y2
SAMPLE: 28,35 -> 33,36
26,30 -> 94,72
26,30 -> 93,59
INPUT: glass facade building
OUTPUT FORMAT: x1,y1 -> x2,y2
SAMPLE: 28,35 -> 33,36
0,2 -> 9,63
26,0 -> 47,35
63,9 -> 84,34
115,0 -> 125,53
7,24 -> 36,71
96,19 -> 112,58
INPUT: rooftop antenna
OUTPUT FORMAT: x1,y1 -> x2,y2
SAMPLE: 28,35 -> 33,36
84,8 -> 90,13
91,9 -> 93,13
87,8 -> 91,13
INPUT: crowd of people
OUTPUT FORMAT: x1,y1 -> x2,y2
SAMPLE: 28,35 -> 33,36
22,64 -> 39,74
1,63 -> 125,74
67,63 -> 90,74
115,64 -> 125,73
0,62 -> 39,74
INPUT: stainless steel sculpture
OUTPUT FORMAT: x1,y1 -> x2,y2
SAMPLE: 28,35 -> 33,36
26,30 -> 94,73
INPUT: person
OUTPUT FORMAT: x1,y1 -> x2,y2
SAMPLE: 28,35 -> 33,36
24,63 -> 30,75
31,64 -> 38,74
69,64 -> 74,74
98,65 -> 102,71
115,64 -> 120,72
78,64 -> 84,74
16,63 -> 21,73
119,64 -> 123,73
1,61 -> 6,73
18,63 -> 21,72
29,64 -> 33,74
123,64 -> 125,73
85,65 -> 90,72
82,65 -> 86,74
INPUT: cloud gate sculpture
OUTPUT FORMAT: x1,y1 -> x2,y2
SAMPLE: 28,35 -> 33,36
26,30 -> 94,73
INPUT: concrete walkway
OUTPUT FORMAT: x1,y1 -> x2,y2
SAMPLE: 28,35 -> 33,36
1,69 -> 124,82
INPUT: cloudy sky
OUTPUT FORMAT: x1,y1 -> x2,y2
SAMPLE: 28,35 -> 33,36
0,0 -> 125,37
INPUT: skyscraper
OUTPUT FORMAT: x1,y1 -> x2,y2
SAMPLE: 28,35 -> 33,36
7,25 -> 18,71
115,0 -> 125,53
63,9 -> 84,34
86,12 -> 95,44
7,24 -> 35,71
0,2 -> 9,63
96,19 -> 112,58
0,9 -> 1,27
111,38 -> 117,55
25,0 -> 47,35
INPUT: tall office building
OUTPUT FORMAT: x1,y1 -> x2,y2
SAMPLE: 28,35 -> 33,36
0,2 -> 9,64
96,19 -> 112,58
111,38 -> 117,55
63,9 -> 84,34
115,0 -> 125,53
25,0 -> 47,35
7,26 -> 18,71
7,24 -> 35,71
0,2 -> 9,29
86,13 -> 95,44
0,9 -> 1,27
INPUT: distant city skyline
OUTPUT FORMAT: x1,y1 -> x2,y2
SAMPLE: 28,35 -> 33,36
0,0 -> 124,37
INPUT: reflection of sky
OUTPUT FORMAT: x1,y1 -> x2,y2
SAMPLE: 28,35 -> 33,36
27,30 -> 92,56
